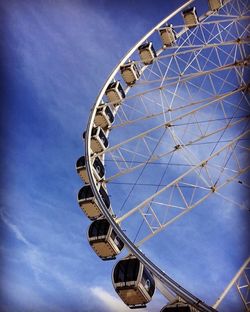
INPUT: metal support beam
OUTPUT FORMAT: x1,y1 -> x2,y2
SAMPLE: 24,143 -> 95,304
117,130 -> 249,223
213,257 -> 250,310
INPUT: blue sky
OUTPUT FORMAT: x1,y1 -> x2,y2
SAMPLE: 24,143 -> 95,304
0,0 -> 249,311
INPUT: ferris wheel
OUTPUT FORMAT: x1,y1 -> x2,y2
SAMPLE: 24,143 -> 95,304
76,0 -> 250,311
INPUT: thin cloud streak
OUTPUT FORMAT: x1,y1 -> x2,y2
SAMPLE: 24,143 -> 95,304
90,286 -> 146,312
0,211 -> 32,247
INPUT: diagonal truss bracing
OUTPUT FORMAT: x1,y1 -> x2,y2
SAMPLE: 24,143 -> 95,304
84,0 -> 250,310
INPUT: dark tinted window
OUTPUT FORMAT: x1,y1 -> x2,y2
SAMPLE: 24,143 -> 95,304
89,219 -> 110,237
107,81 -> 117,90
142,268 -> 155,297
78,185 -> 93,200
93,157 -> 105,178
111,230 -> 124,250
138,42 -> 150,50
117,83 -> 125,98
183,7 -> 196,15
76,156 -> 86,168
150,43 -> 157,56
120,63 -> 130,71
105,106 -> 114,123
91,127 -> 97,136
113,258 -> 140,283
99,186 -> 110,208
126,259 -> 139,281
132,63 -> 140,77
98,128 -> 108,148
114,260 -> 125,283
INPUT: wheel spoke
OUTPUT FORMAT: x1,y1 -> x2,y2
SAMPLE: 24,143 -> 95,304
83,0 -> 250,310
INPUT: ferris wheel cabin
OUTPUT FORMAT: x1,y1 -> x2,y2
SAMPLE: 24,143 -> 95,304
76,156 -> 89,183
120,61 -> 140,86
78,184 -> 110,220
75,155 -> 105,184
159,24 -> 176,47
138,42 -> 157,65
112,256 -> 155,308
88,218 -> 124,260
105,81 -> 125,106
208,0 -> 223,11
94,104 -> 114,129
182,7 -> 199,28
89,126 -> 108,153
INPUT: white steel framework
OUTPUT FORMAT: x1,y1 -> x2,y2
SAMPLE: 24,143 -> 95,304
81,0 -> 250,311
213,257 -> 250,310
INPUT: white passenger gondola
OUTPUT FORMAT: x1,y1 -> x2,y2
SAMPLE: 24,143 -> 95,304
138,42 -> 157,65
84,126 -> 108,153
76,155 -> 105,184
120,61 -> 140,86
160,303 -> 195,312
105,81 -> 125,106
112,256 -> 155,308
182,7 -> 199,28
208,0 -> 223,11
94,103 -> 114,129
78,184 -> 110,220
88,219 -> 124,260
159,24 -> 176,47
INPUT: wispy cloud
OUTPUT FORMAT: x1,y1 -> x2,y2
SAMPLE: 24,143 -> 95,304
90,286 -> 132,312
0,209 -> 90,309
0,211 -> 32,247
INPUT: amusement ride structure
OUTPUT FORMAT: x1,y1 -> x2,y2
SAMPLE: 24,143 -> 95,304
76,0 -> 250,310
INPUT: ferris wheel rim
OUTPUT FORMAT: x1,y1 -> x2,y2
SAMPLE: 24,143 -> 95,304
83,0 -> 248,310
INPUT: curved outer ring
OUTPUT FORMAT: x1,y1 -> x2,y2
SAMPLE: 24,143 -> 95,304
85,1 -> 219,311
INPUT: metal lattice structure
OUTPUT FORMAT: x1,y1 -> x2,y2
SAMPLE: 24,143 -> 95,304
213,257 -> 250,310
77,0 -> 250,311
